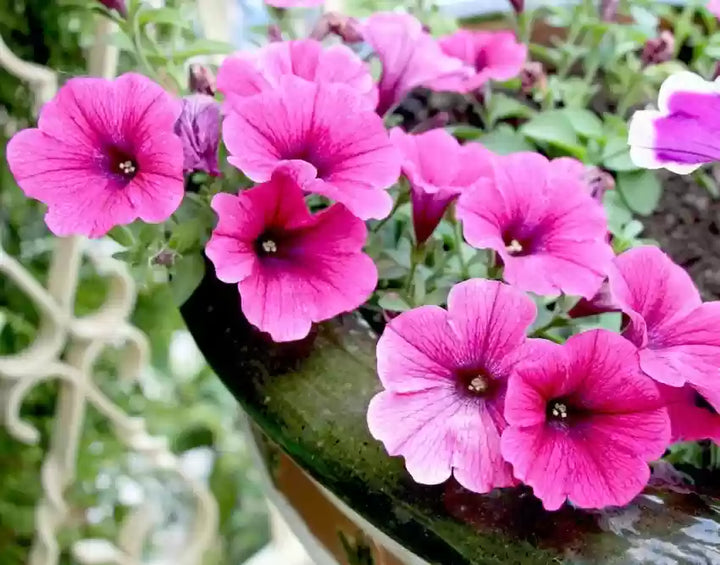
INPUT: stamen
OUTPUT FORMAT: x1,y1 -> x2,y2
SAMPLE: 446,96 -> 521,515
551,402 -> 568,419
506,239 -> 523,254
118,160 -> 137,175
467,376 -> 488,394
262,240 -> 278,254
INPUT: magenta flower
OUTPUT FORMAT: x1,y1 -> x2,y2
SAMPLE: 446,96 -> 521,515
456,153 -> 614,299
217,39 -> 377,111
438,30 -> 527,93
390,128 -> 494,243
174,94 -> 221,176
6,73 -> 184,238
205,166 -> 377,342
629,72 -> 720,174
98,0 -> 127,17
501,331 -> 671,511
367,279 -> 536,493
223,75 -> 400,220
362,13 -> 472,115
607,246 -> 720,405
659,384 -> 720,444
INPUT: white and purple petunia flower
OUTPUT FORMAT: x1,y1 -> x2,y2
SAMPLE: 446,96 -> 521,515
205,166 -> 377,342
217,39 -> 377,111
367,279 -> 536,494
362,13 -> 472,115
457,152 -> 614,299
501,331 -> 671,511
222,75 -> 401,220
6,72 -> 184,238
607,246 -> 720,410
390,128 -> 495,243
629,71 -> 720,174
175,94 -> 221,176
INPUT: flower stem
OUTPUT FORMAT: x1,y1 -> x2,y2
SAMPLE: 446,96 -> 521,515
453,219 -> 469,280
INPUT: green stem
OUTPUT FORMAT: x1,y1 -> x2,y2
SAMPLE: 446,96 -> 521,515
453,220 -> 469,280
616,69 -> 643,118
128,5 -> 158,80
405,243 -> 425,304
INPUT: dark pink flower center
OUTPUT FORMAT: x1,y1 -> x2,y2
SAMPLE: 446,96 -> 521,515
502,232 -> 534,256
455,367 -> 498,398
546,398 -> 586,427
475,48 -> 489,72
106,145 -> 139,182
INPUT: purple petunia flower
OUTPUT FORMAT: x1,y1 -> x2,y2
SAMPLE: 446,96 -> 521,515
174,94 -> 221,176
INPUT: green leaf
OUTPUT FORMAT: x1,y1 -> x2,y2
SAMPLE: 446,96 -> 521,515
603,190 -> 633,233
562,109 -> 604,140
520,111 -> 584,157
377,292 -> 411,312
477,125 -> 534,155
107,225 -> 134,248
487,94 -> 534,124
170,253 -> 206,306
616,170 -> 662,216
446,125 -> 484,141
602,137 -> 637,172
138,7 -> 191,29
169,218 -> 206,254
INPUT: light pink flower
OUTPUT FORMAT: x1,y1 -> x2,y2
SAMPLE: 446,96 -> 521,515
607,246 -> 720,406
222,75 -> 400,220
217,39 -> 377,111
6,73 -> 183,238
390,128 -> 494,243
362,13 -> 472,115
205,166 -> 377,342
629,72 -> 720,174
708,0 -> 720,19
264,0 -> 323,8
175,94 -> 221,176
457,153 -> 614,299
501,331 -> 671,511
438,30 -> 527,93
367,279 -> 536,493
658,384 -> 720,444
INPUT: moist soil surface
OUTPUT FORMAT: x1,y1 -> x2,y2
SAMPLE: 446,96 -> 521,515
646,173 -> 720,301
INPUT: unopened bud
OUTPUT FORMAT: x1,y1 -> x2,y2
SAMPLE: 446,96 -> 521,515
310,12 -> 363,43
583,166 -> 615,201
98,0 -> 127,17
508,0 -> 524,14
268,24 -> 283,43
188,64 -> 216,96
600,0 -> 619,22
641,31 -> 675,67
520,61 -> 546,94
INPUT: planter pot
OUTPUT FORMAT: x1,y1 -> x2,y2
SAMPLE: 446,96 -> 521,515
181,270 -> 720,565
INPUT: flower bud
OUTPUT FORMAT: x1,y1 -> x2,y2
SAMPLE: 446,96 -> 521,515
310,12 -> 363,43
268,24 -> 283,43
174,95 -> 221,176
188,64 -> 216,96
98,0 -> 127,17
600,0 -> 619,22
583,166 -> 615,201
641,31 -> 675,67
508,0 -> 524,14
519,61 -> 546,94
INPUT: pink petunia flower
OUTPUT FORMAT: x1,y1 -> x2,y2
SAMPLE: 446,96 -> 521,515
217,39 -> 377,111
456,153 -> 614,299
222,75 -> 401,220
367,279 -> 536,493
264,0 -> 323,8
629,72 -> 720,174
175,94 -> 221,176
205,166 -> 377,342
607,246 -> 720,407
501,331 -> 671,511
437,30 -> 527,93
390,128 -> 495,243
6,73 -> 184,238
362,13 -> 472,115
658,384 -> 720,444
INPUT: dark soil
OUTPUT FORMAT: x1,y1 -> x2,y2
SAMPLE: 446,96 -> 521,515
645,173 -> 720,301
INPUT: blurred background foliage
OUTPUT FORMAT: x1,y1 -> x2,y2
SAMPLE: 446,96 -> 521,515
0,1 -> 269,563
